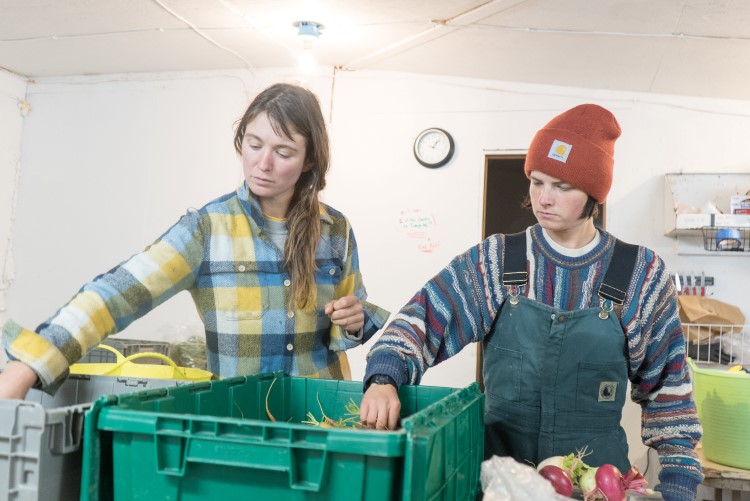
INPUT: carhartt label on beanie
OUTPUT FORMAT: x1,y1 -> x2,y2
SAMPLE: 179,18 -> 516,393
525,104 -> 621,203
547,140 -> 572,163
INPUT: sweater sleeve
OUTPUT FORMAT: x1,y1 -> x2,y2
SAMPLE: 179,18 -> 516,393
2,209 -> 206,393
624,249 -> 703,501
365,235 -> 504,385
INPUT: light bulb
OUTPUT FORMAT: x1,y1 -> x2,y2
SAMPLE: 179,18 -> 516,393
298,48 -> 317,73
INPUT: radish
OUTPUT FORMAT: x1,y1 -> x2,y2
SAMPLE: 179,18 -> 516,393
536,455 -> 565,471
594,464 -> 626,501
539,465 -> 574,497
580,464 -> 626,501
537,448 -> 650,501
537,447 -> 590,485
579,467 -> 598,498
621,466 -> 649,494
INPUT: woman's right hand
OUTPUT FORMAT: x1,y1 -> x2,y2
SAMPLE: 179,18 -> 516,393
0,361 -> 38,400
360,382 -> 401,430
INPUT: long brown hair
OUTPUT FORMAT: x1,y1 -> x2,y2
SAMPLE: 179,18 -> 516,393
234,83 -> 330,309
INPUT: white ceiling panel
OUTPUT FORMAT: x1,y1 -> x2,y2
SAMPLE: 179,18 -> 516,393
0,0 -> 181,38
366,28 -> 672,93
651,37 -> 750,98
1,0 -> 749,101
677,0 -> 750,38
481,0 -> 689,34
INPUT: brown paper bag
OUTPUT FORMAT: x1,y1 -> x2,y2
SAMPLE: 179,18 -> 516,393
678,295 -> 745,343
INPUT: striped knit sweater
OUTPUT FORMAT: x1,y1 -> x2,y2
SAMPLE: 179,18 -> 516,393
365,224 -> 702,501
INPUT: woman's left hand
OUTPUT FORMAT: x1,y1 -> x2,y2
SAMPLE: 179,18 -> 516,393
325,295 -> 364,333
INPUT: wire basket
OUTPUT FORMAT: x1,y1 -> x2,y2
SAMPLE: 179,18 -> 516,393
701,227 -> 750,252
684,323 -> 749,366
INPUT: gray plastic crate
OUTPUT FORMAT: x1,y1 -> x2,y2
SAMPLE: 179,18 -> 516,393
0,374 -> 183,501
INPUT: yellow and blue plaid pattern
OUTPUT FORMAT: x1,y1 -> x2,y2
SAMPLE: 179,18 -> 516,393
3,184 -> 390,393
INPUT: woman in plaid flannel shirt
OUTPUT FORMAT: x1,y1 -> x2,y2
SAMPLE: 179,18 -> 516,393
1,83 -> 389,398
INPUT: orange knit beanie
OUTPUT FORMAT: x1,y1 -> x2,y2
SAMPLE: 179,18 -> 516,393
524,104 -> 621,203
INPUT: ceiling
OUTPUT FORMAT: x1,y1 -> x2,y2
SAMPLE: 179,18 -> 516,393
2,0 -> 750,101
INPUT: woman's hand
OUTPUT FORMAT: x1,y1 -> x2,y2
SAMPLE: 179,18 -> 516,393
0,361 -> 38,400
325,295 -> 364,334
360,383 -> 401,430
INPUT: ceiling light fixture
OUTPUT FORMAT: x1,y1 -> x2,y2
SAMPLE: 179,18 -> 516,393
293,20 -> 324,73
293,21 -> 324,46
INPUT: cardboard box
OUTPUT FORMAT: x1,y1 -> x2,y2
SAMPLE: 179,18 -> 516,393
731,195 -> 750,214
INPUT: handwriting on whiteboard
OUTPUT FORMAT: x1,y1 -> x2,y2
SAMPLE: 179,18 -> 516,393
398,209 -> 440,253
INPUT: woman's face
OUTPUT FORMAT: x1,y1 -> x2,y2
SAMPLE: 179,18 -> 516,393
528,170 -> 590,235
241,112 -> 310,218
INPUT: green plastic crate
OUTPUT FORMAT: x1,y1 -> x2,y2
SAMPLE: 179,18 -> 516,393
80,372 -> 484,501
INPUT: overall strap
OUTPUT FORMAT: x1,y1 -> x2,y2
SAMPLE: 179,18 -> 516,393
502,231 -> 528,286
598,239 -> 639,305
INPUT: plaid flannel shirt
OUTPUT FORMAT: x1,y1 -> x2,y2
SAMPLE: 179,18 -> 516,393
3,183 -> 390,393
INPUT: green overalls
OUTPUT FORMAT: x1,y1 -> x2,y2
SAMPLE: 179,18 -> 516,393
482,232 -> 638,472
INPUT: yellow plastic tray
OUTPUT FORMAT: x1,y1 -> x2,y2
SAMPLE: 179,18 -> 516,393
70,344 -> 213,382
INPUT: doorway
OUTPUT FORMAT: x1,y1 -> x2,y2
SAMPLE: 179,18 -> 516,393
483,155 -> 605,238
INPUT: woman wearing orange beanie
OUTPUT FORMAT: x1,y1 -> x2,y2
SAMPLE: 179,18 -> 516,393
362,104 -> 702,501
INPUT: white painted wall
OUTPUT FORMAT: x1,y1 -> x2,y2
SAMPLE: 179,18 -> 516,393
327,71 -> 750,383
0,69 -> 27,353
3,68 -> 750,487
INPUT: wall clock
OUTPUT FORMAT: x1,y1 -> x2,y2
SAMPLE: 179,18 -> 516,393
413,128 -> 455,168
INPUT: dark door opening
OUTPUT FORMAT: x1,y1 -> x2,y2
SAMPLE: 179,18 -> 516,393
483,155 -> 605,238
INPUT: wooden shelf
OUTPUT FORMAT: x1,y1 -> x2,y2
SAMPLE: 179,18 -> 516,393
664,173 -> 750,237
697,444 -> 750,499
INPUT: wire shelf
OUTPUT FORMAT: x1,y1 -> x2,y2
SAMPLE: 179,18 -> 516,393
684,323 -> 749,367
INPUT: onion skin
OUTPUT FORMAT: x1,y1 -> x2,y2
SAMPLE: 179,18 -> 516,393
539,465 -> 574,497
